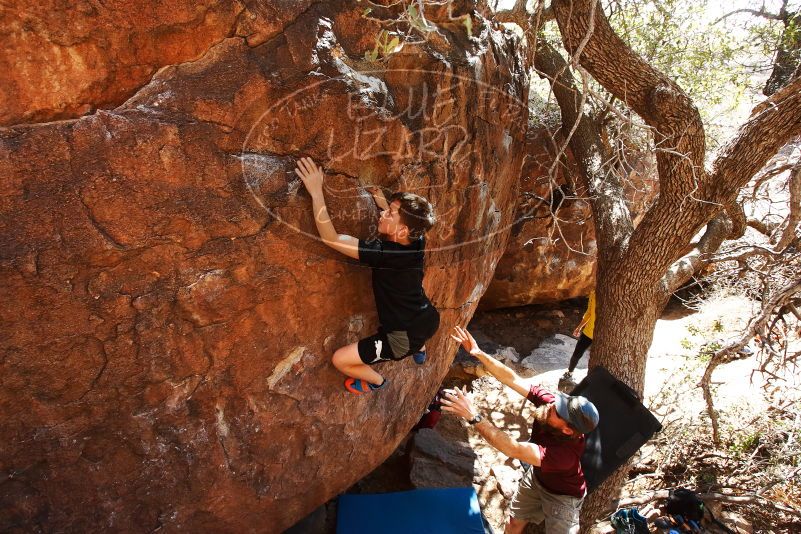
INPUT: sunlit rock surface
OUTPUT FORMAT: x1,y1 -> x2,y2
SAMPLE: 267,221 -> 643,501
0,1 -> 528,531
481,128 -> 656,309
0,1 -> 309,126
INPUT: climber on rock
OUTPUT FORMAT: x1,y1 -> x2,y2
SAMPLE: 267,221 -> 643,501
294,157 -> 440,395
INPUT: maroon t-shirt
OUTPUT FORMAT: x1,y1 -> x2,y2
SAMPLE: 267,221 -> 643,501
527,384 -> 587,498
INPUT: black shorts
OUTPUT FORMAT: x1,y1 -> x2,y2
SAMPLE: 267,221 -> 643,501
357,312 -> 440,365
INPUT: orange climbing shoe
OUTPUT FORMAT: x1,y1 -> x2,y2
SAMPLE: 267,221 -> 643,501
344,377 -> 387,395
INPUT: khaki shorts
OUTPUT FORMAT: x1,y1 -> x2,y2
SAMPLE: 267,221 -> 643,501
508,466 -> 584,533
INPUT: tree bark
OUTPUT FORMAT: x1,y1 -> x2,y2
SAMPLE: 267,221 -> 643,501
764,8 -> 801,96
547,0 -> 801,525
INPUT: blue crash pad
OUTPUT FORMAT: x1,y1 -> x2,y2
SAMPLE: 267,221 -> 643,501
336,487 -> 488,534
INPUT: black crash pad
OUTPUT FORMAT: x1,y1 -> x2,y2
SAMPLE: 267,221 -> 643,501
571,366 -> 662,493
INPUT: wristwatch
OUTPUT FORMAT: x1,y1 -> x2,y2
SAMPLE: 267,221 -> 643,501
467,413 -> 483,425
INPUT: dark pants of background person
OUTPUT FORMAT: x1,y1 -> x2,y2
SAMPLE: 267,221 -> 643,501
568,333 -> 592,373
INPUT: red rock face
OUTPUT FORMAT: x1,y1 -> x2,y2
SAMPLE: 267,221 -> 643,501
0,1 -> 311,126
0,2 -> 528,531
481,128 -> 656,309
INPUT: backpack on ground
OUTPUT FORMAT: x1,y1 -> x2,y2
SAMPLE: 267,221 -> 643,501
665,488 -> 705,521
611,507 -> 649,534
662,488 -> 736,534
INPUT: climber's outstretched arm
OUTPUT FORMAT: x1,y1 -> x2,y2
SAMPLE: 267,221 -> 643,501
295,157 -> 359,259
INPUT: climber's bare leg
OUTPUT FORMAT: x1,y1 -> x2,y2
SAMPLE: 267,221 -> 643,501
332,342 -> 384,385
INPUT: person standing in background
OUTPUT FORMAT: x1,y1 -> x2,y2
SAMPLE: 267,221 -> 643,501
560,290 -> 595,391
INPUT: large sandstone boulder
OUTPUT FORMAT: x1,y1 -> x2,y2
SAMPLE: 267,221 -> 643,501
409,428 -> 479,489
481,128 -> 656,308
0,1 -> 309,126
0,2 -> 528,532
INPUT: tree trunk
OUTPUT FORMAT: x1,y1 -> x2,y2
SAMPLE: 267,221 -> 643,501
545,1 -> 801,527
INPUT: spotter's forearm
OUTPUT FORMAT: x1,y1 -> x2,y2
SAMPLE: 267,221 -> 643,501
474,351 -> 520,387
473,420 -> 541,465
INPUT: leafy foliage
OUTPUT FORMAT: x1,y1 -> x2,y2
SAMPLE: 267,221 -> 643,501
360,1 -> 475,62
604,0 -> 781,149
364,30 -> 401,61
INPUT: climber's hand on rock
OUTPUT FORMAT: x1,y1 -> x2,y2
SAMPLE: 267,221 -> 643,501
366,186 -> 389,210
450,326 -> 482,357
295,157 -> 325,198
440,386 -> 477,421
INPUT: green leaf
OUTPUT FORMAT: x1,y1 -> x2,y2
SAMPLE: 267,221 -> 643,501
407,3 -> 429,33
388,36 -> 400,52
363,7 -> 372,15
463,16 -> 472,38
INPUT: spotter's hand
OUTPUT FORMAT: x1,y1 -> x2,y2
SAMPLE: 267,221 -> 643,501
450,326 -> 482,357
440,386 -> 478,421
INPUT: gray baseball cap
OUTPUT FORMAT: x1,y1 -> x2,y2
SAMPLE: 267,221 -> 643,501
553,392 -> 599,434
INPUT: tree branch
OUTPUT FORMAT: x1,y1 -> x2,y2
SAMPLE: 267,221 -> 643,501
533,38 -> 632,253
494,0 -> 528,24
773,163 -> 801,250
750,162 -> 795,196
661,212 -> 732,294
699,276 -> 801,444
747,217 -> 776,236
726,200 -> 748,240
493,0 -> 552,27
764,8 -> 801,95
552,0 -> 705,171
708,244 -> 784,263
714,8 -> 784,24
492,1 -> 551,68
708,76 -> 801,207
618,489 -> 796,510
